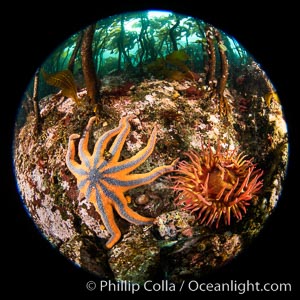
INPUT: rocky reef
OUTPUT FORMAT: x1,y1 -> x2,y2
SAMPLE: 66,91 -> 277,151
14,67 -> 288,283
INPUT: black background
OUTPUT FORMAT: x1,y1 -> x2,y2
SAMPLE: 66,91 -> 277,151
3,1 -> 298,297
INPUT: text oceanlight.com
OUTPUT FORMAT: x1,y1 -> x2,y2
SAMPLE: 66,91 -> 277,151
86,280 -> 292,294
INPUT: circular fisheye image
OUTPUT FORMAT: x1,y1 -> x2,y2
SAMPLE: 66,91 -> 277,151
13,10 -> 288,283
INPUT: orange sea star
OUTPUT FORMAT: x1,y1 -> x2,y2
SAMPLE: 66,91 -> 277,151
66,116 -> 177,248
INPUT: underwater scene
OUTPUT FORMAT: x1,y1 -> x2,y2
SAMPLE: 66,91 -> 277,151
13,10 -> 288,283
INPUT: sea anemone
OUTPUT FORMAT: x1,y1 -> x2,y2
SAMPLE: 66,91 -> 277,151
172,143 -> 263,228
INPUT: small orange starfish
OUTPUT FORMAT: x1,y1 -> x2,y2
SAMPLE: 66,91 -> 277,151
66,116 -> 177,248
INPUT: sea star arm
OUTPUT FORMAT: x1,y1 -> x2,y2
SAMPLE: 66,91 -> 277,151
104,159 -> 178,192
66,134 -> 87,177
92,117 -> 128,168
111,192 -> 154,224
104,126 -> 158,176
98,180 -> 154,224
88,187 -> 122,249
108,116 -> 132,163
77,116 -> 96,167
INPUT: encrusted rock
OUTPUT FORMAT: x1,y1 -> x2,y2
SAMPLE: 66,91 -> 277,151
60,233 -> 112,278
108,225 -> 160,284
134,194 -> 150,205
155,210 -> 195,239
14,72 -> 288,282
164,232 -> 243,283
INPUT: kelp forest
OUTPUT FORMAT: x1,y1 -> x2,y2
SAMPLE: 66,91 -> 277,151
21,11 -> 253,129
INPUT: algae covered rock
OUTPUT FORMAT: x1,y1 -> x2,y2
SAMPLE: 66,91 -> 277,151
108,226 -> 160,284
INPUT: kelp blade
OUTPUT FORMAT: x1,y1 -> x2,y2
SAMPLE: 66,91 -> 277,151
42,69 -> 79,104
